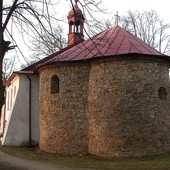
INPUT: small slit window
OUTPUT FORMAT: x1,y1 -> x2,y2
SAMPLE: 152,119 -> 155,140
51,75 -> 59,94
69,21 -> 74,33
158,87 -> 167,100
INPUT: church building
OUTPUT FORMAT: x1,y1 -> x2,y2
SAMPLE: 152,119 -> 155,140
1,1 -> 170,158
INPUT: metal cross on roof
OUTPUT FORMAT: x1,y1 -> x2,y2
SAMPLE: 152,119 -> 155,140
115,12 -> 120,26
75,0 -> 79,3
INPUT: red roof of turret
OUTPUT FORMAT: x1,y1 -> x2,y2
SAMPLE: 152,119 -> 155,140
68,3 -> 84,19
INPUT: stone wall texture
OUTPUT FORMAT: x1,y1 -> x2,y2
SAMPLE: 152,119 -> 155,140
39,55 -> 170,157
39,62 -> 90,155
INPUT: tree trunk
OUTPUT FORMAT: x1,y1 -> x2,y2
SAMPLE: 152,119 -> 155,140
0,0 -> 4,113
0,42 -> 5,113
0,57 -> 4,111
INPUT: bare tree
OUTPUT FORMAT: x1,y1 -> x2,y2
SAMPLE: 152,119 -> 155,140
31,25 -> 66,57
0,0 -> 105,109
0,0 -> 64,109
2,56 -> 16,80
88,10 -> 170,55
122,11 -> 170,54
30,0 -> 106,57
0,0 -> 60,108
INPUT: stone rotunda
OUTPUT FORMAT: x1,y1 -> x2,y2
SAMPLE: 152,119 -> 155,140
37,2 -> 170,157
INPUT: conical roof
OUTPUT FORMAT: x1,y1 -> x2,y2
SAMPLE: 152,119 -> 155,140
41,26 -> 167,64
68,3 -> 84,19
19,26 -> 169,74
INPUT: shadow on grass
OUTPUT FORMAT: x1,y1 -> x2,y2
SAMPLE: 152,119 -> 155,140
0,145 -> 170,170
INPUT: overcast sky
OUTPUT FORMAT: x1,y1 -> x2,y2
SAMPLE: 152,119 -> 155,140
103,0 -> 170,20
59,0 -> 170,22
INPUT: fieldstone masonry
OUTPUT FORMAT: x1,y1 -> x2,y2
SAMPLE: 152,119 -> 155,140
39,55 -> 170,157
39,62 -> 90,154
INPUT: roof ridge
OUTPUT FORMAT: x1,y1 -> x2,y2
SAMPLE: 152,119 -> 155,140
122,27 -> 163,55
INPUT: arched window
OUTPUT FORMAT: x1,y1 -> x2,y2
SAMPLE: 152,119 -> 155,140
51,75 -> 59,94
75,20 -> 80,32
69,21 -> 74,33
158,87 -> 167,100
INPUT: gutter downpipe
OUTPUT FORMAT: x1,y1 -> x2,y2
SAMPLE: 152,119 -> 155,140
27,75 -> 32,146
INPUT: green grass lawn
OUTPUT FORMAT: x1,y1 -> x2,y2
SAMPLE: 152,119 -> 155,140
0,146 -> 170,170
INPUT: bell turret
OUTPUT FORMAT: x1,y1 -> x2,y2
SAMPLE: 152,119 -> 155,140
67,0 -> 84,45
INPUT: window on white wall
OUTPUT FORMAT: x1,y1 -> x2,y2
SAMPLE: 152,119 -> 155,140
10,89 -> 13,110
14,86 -> 16,96
7,91 -> 10,111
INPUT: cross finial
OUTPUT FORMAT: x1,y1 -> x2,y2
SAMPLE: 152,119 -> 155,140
75,0 -> 79,4
114,11 -> 120,26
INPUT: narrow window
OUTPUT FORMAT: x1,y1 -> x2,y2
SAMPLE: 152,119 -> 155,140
75,20 -> 80,32
158,87 -> 167,100
14,86 -> 16,96
69,21 -> 74,33
10,89 -> 13,110
51,75 -> 59,94
7,91 -> 10,111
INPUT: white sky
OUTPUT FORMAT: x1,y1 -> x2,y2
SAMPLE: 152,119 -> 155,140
58,0 -> 170,22
103,0 -> 170,18
116,0 -> 169,21
56,0 -> 170,39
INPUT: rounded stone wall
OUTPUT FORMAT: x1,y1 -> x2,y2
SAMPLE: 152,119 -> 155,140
39,62 -> 90,155
88,56 -> 170,157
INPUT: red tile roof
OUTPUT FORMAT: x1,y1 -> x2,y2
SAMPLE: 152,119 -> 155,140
19,25 -> 168,74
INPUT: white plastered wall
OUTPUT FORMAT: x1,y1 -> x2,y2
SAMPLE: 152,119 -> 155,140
2,74 -> 39,146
